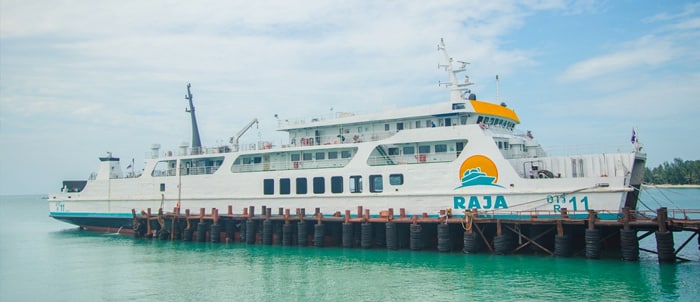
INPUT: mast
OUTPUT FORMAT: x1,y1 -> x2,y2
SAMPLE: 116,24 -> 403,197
185,83 -> 202,155
437,38 -> 475,103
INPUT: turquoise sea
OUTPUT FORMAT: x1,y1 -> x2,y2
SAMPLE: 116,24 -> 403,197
1,188 -> 698,301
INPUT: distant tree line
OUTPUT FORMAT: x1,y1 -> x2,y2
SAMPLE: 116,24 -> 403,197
644,158 -> 700,185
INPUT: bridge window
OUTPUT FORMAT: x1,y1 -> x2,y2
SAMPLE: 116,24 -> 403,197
349,175 -> 362,193
313,177 -> 325,194
389,174 -> 404,185
316,152 -> 325,160
418,145 -> 431,154
369,175 -> 383,193
403,146 -> 415,155
435,144 -> 447,153
280,178 -> 291,195
263,179 -> 274,195
331,176 -> 343,193
328,151 -> 338,159
296,178 -> 307,194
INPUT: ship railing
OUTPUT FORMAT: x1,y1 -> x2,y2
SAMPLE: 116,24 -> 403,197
635,209 -> 700,220
472,209 -> 622,220
544,144 -> 634,157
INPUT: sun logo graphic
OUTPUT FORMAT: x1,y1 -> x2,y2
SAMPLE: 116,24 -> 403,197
455,155 -> 503,189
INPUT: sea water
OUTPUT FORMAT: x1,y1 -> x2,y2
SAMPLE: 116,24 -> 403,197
1,188 -> 698,301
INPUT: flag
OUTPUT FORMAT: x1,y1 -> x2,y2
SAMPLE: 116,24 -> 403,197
630,129 -> 636,144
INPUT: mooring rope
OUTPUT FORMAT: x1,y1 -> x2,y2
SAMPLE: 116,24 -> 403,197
461,211 -> 473,232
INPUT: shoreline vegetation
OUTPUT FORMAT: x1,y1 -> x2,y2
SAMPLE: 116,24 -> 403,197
644,158 -> 700,186
643,184 -> 700,188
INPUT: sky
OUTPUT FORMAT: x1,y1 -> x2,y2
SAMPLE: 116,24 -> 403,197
1,0 -> 699,195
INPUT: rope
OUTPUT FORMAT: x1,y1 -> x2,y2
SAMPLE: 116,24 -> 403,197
461,211 -> 473,232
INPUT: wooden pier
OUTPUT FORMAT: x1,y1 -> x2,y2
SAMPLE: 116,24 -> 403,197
131,205 -> 700,263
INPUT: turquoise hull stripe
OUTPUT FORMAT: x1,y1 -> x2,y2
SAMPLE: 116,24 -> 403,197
49,212 -> 621,220
50,212 -> 134,218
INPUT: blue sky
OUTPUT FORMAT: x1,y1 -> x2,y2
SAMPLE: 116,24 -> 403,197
1,0 -> 699,195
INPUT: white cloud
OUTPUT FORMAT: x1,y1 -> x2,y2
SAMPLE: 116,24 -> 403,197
559,35 -> 676,82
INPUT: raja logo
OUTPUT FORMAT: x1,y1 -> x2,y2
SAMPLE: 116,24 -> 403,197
455,155 -> 503,189
453,155 -> 508,210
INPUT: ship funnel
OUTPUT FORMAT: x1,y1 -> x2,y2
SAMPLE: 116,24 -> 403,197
185,83 -> 202,155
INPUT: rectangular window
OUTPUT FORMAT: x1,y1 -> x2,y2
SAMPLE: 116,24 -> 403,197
313,177 -> 325,194
263,179 -> 274,195
369,175 -> 383,193
280,178 -> 291,195
253,157 -> 262,164
331,176 -> 343,193
303,153 -> 313,161
349,175 -> 362,193
445,118 -> 452,126
296,178 -> 307,194
385,123 -> 390,131
315,152 -> 325,160
389,174 -> 404,186
341,150 -> 352,158
328,151 -> 338,159
435,144 -> 447,153
396,122 -> 404,131
388,147 -> 399,155
426,120 -> 434,127
159,183 -> 165,192
415,121 -> 421,128
291,154 -> 300,161
418,145 -> 431,154
403,146 -> 415,155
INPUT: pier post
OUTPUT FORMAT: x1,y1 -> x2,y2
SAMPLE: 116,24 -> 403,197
197,208 -> 207,242
554,220 -> 570,257
655,207 -> 675,263
410,215 -> 423,251
585,210 -> 601,259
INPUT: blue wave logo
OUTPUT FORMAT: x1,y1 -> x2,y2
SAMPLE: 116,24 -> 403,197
455,168 -> 503,189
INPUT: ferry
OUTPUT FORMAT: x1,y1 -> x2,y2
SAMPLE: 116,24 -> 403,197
48,40 -> 646,232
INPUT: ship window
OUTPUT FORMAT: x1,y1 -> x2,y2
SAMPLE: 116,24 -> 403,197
504,142 -> 509,150
263,179 -> 274,195
435,144 -> 447,153
313,177 -> 325,194
160,183 -> 165,192
418,145 -> 431,154
426,120 -> 435,127
331,176 -> 343,193
403,146 -> 415,155
498,141 -> 503,149
385,124 -> 390,131
253,157 -> 262,164
452,103 -> 466,110
415,121 -> 421,128
396,122 -> 404,132
316,152 -> 325,160
390,174 -> 404,185
280,178 -> 291,195
349,175 -> 362,193
460,115 -> 467,125
388,147 -> 399,155
296,178 -> 307,194
341,150 -> 352,158
445,118 -> 452,126
291,153 -> 300,161
303,153 -> 313,161
152,160 -> 177,177
369,175 -> 383,193
477,116 -> 483,123
328,151 -> 338,159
